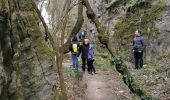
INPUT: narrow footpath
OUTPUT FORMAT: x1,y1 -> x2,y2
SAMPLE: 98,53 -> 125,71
83,67 -> 134,100
63,59 -> 136,100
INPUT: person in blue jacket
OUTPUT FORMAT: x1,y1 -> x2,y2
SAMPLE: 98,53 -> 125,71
132,30 -> 146,69
87,44 -> 96,74
78,29 -> 85,40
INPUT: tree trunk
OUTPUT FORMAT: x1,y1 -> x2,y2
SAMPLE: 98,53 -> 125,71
0,0 -> 59,99
55,1 -> 71,99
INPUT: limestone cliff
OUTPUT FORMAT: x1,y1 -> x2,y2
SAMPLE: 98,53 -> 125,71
83,0 -> 169,61
0,0 -> 58,99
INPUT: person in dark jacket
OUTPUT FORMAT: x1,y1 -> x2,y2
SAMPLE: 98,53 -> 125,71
78,37 -> 89,72
69,36 -> 79,70
132,30 -> 146,69
87,44 -> 96,74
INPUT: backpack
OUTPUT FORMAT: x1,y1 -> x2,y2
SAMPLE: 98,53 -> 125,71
72,43 -> 78,53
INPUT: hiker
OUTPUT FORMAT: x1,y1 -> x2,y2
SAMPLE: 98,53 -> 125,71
132,30 -> 146,69
69,36 -> 79,70
78,29 -> 85,40
87,44 -> 96,74
78,36 -> 90,73
44,33 -> 48,41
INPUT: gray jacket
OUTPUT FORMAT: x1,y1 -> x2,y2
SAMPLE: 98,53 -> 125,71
133,35 -> 146,52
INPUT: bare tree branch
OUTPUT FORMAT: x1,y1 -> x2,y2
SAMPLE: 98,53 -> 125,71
62,0 -> 84,53
31,0 -> 57,50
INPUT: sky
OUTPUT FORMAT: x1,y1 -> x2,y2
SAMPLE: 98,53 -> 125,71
38,1 -> 49,25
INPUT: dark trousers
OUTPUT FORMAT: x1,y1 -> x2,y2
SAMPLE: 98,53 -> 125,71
134,51 -> 143,69
82,58 -> 87,72
87,60 -> 96,73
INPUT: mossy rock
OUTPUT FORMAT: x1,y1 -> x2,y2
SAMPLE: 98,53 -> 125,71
111,57 -> 156,99
127,0 -> 151,14
114,1 -> 165,45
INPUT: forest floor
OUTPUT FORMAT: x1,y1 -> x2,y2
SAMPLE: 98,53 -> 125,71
125,59 -> 170,99
62,50 -> 170,100
62,53 -> 138,100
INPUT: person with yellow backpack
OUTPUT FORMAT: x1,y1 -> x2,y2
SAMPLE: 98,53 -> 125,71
69,36 -> 79,71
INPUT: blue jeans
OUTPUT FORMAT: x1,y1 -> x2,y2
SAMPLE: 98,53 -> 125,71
71,53 -> 78,70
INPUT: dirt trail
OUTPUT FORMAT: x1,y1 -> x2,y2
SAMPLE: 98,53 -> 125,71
63,59 -> 134,100
83,68 -> 134,100
84,70 -> 115,100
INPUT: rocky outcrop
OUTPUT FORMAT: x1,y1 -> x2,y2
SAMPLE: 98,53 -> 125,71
108,0 -> 166,61
150,0 -> 170,59
0,0 -> 59,99
81,0 -> 156,99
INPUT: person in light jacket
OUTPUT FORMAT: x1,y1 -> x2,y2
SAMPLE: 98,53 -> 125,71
87,44 -> 96,74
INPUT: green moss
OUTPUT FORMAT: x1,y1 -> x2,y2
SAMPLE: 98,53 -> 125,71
95,61 -> 111,69
0,9 -> 13,76
0,77 -> 8,100
21,11 -> 53,58
16,13 -> 27,42
97,26 -> 109,45
63,67 -> 83,81
114,1 -> 165,44
52,89 -> 60,100
17,0 -> 34,11
8,86 -> 24,100
63,67 -> 75,78
94,51 -> 113,70
127,0 -> 151,14
106,0 -> 129,9
35,38 -> 54,58
15,70 -> 24,100
111,59 -> 157,99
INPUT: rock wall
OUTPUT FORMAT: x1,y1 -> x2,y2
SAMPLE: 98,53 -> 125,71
82,0 -> 126,51
85,0 -> 169,61
0,0 -> 59,99
150,0 -> 170,59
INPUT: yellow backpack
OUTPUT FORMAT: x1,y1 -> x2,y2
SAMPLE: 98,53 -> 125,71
72,44 -> 78,53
